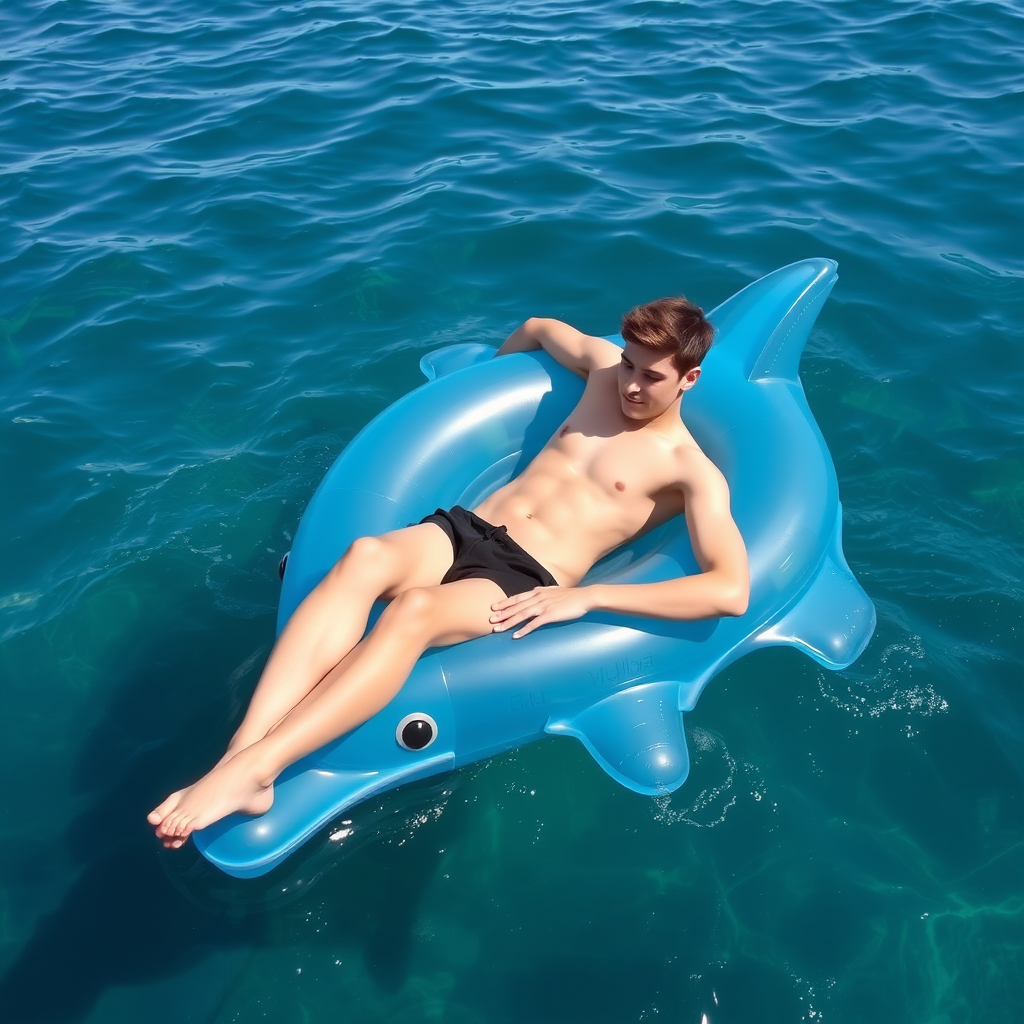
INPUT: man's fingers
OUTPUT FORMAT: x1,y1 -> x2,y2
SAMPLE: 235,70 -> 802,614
489,585 -> 589,638
490,607 -> 536,625
490,588 -> 542,612
492,608 -> 532,631
490,586 -> 575,635
492,598 -> 554,631
512,614 -> 548,639
490,595 -> 544,622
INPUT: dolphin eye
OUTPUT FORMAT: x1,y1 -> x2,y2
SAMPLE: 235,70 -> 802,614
396,713 -> 437,751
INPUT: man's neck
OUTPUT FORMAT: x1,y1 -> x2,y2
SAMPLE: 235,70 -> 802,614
629,397 -> 687,439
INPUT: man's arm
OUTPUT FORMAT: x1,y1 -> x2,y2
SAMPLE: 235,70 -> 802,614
495,317 -> 621,379
587,461 -> 749,621
488,457 -> 749,637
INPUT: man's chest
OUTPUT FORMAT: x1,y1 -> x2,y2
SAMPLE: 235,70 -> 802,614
548,424 -> 679,502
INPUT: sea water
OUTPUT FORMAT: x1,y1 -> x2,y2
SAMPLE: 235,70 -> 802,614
1,2 -> 1021,1022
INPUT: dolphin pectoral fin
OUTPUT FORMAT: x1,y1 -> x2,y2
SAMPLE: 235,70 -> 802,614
755,507 -> 876,670
708,258 -> 838,384
419,343 -> 497,381
545,681 -> 690,796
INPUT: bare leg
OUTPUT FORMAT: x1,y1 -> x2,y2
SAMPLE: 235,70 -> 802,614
153,578 -> 503,844
233,525 -> 455,755
148,523 -> 454,840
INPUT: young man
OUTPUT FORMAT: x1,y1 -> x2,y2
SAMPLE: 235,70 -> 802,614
150,298 -> 749,847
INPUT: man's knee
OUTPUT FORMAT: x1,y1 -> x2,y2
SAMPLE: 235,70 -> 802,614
378,587 -> 436,637
332,536 -> 391,581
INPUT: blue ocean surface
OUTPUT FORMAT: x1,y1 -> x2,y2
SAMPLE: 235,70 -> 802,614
1,1 -> 1021,1021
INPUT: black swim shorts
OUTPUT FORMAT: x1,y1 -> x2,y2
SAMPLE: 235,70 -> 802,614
419,505 -> 559,598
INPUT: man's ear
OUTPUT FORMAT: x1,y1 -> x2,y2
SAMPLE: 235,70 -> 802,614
679,366 -> 701,393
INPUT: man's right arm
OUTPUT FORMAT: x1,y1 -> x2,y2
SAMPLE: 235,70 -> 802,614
495,317 -> 620,379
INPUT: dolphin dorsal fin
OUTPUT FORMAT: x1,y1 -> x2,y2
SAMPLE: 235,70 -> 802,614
708,258 -> 838,384
545,681 -> 690,795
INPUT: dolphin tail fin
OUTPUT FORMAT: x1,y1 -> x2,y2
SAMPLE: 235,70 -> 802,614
709,258 -> 838,385
754,505 -> 876,670
419,343 -> 497,381
546,681 -> 690,795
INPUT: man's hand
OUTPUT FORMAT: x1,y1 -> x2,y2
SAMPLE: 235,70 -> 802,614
489,586 -> 596,638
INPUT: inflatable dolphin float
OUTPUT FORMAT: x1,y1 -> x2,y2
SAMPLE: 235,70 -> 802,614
195,257 -> 875,878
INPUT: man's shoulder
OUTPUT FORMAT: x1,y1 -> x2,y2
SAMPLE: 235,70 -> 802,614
580,339 -> 625,374
670,439 -> 728,494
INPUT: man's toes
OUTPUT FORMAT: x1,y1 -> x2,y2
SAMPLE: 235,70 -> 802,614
176,815 -> 197,839
148,791 -> 182,825
162,812 -> 185,837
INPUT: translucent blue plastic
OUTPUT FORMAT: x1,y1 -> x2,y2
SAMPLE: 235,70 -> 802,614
195,258 -> 875,878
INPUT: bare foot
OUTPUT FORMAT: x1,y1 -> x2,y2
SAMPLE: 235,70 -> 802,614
148,786 -> 191,829
148,787 -> 202,848
147,734 -> 272,847
150,749 -> 275,844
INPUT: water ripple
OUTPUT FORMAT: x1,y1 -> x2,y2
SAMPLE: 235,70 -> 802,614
2,0 -> 1022,1019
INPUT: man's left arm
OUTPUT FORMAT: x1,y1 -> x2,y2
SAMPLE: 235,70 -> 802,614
489,461 -> 749,638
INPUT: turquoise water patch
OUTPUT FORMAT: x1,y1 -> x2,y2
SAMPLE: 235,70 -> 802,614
2,1 -> 1022,1021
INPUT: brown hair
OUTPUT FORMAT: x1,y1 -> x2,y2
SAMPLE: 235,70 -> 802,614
620,296 -> 715,375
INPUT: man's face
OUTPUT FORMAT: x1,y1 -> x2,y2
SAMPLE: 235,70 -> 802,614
618,342 -> 700,421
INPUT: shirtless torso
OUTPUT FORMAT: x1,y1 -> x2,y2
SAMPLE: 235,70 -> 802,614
149,311 -> 749,848
476,317 -> 744,602
475,360 -> 695,587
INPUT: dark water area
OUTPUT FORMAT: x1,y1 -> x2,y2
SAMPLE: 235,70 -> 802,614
2,1 -> 1022,1021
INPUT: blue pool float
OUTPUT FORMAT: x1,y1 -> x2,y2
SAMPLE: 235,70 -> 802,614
195,257 -> 875,878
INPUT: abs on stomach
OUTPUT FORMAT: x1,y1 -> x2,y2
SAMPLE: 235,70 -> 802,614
473,470 -> 641,585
